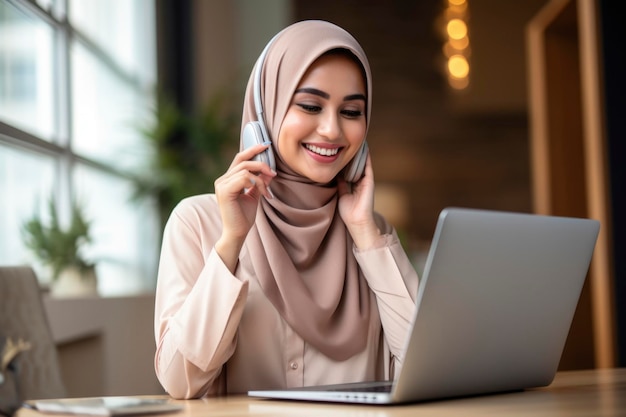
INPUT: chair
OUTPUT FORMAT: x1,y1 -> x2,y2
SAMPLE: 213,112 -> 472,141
0,266 -> 66,400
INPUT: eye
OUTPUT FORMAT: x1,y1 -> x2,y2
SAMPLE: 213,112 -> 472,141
341,109 -> 364,119
297,103 -> 322,113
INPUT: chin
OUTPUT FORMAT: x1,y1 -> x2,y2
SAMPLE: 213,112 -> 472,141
305,172 -> 340,185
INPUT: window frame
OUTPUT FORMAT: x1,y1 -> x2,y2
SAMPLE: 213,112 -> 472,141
0,0 -> 159,295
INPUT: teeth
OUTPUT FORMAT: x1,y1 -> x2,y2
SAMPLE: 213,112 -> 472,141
305,144 -> 339,156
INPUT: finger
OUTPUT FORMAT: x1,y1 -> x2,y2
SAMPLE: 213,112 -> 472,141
216,169 -> 259,197
231,143 -> 272,167
217,160 -> 276,196
245,173 -> 275,200
228,159 -> 276,179
240,169 -> 260,192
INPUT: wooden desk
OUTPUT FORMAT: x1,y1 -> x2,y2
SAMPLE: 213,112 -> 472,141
17,368 -> 626,417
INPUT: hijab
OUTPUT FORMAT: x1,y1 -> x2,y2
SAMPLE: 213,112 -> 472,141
240,20 -> 372,361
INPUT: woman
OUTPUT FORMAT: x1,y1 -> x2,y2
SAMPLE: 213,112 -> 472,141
154,20 -> 419,399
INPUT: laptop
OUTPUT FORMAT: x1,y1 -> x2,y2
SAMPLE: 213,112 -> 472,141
248,207 -> 600,405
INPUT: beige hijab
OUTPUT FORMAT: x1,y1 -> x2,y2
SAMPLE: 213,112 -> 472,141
240,20 -> 373,361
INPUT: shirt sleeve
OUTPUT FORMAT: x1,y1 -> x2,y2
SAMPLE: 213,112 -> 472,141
353,225 -> 419,374
153,196 -> 248,399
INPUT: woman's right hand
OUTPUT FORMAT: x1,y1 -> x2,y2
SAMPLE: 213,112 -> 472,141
213,143 -> 276,271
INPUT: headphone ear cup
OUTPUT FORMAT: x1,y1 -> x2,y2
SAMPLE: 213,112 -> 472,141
242,121 -> 276,171
343,141 -> 368,183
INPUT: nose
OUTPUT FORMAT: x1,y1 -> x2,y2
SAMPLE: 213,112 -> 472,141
317,111 -> 341,140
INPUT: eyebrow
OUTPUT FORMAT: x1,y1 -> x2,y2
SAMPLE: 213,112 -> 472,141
294,88 -> 366,102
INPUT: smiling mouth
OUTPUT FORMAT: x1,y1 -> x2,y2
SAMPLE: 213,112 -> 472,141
304,144 -> 341,156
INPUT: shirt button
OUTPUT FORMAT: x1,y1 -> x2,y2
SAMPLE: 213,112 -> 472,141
289,362 -> 298,370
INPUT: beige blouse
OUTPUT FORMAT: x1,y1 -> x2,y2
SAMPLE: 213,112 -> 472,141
154,194 -> 419,399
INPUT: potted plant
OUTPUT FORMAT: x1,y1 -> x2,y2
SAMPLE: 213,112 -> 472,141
21,197 -> 97,297
132,92 -> 239,230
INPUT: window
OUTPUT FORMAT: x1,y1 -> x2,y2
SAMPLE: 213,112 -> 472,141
0,0 -> 159,295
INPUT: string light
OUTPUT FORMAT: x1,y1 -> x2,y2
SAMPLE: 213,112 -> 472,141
440,0 -> 471,90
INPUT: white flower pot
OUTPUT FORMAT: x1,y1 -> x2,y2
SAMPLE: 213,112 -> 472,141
50,266 -> 98,298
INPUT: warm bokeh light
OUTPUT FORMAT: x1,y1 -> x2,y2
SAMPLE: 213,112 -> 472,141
443,41 -> 471,58
446,18 -> 467,40
447,54 -> 469,79
442,43 -> 458,58
442,43 -> 455,58
443,3 -> 468,20
448,76 -> 470,90
448,36 -> 469,50
440,0 -> 470,90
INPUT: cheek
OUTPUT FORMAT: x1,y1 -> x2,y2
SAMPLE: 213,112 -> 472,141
277,113 -> 309,152
345,121 -> 367,146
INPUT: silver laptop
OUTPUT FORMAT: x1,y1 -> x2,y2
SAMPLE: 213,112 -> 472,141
248,207 -> 600,404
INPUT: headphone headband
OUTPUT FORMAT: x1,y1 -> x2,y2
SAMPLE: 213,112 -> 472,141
252,34 -> 280,142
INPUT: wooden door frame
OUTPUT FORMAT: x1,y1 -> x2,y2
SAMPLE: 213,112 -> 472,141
526,0 -> 616,368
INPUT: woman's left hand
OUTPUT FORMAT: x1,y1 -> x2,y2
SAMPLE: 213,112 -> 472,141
338,153 -> 381,249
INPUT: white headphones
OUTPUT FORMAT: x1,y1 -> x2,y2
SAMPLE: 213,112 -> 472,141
242,34 -> 277,172
242,36 -> 369,183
